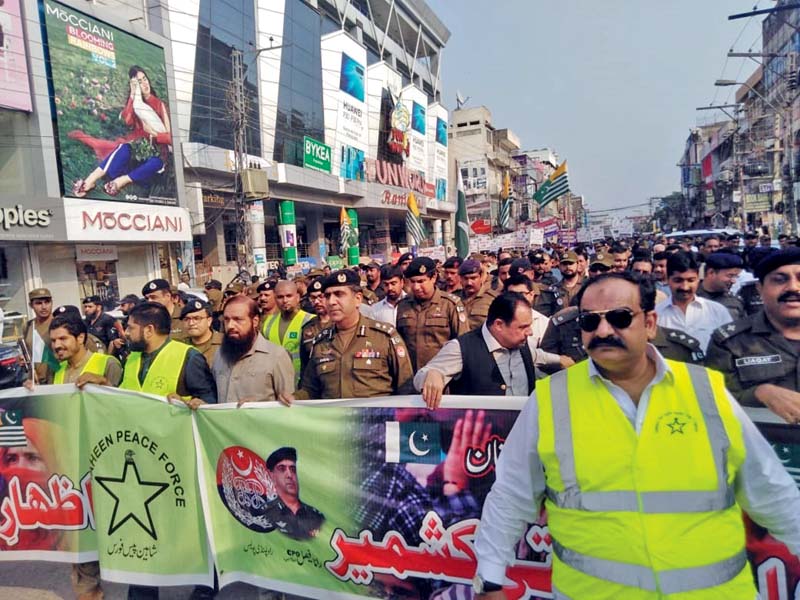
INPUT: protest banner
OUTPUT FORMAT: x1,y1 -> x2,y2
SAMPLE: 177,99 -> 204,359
0,386 -> 798,599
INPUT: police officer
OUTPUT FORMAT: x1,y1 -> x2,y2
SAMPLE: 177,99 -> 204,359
296,270 -> 413,399
697,252 -> 746,320
706,247 -> 800,422
181,299 -> 223,367
141,278 -> 187,341
440,256 -> 463,294
555,250 -> 583,306
395,257 -> 468,371
300,278 -> 331,376
256,279 -> 279,320
82,295 -> 120,349
260,447 -> 324,540
457,259 -> 497,330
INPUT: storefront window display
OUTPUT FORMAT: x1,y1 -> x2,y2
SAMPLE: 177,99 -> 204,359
0,245 -> 29,343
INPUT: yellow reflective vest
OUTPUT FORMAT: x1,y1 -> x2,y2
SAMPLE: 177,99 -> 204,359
537,359 -> 755,599
120,340 -> 191,397
261,310 -> 312,374
53,352 -> 111,384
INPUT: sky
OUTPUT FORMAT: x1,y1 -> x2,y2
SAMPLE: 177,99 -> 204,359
427,0 -> 766,216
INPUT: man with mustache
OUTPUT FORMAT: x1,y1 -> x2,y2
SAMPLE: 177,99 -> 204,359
707,247 -> 800,423
473,270 -> 800,599
655,251 -> 732,351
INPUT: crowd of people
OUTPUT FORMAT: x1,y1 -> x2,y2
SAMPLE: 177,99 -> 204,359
16,229 -> 800,598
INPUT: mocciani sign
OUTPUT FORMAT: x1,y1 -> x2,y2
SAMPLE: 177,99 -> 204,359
65,198 -> 192,242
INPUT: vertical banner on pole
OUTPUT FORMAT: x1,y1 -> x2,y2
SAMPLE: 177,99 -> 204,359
278,200 -> 298,266
346,208 -> 360,265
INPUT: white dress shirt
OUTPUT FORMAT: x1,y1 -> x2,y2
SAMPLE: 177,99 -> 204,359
474,346 -> 800,589
413,323 -> 530,396
361,292 -> 406,326
655,294 -> 732,351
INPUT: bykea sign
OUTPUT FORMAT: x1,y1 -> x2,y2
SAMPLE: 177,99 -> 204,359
303,136 -> 332,174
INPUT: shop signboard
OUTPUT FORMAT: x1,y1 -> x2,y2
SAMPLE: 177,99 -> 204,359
744,193 -> 772,213
326,255 -> 344,269
41,0 -> 178,206
76,244 -> 118,261
64,198 -> 192,242
0,0 -> 32,111
0,198 -> 67,241
302,136 -> 332,173
321,31 -> 369,178
427,103 -> 450,211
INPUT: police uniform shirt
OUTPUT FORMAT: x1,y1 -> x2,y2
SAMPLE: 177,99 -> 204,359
653,326 -> 706,364
458,284 -> 497,331
133,340 -> 217,403
697,286 -> 746,321
300,316 -> 329,377
260,497 -> 324,541
395,288 -> 468,371
540,307 -> 586,364
85,312 -> 119,348
296,315 -> 413,399
706,310 -> 800,407
191,330 -> 224,368
171,305 -> 188,341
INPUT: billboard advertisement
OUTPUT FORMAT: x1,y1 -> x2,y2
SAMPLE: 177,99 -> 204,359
427,103 -> 450,211
41,0 -> 177,206
402,85 -> 429,177
366,62 -> 404,164
321,31 -> 369,178
0,0 -> 32,111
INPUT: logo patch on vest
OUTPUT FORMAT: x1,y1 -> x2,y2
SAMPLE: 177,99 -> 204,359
151,376 -> 167,390
654,411 -> 698,435
289,332 -> 298,339
735,355 -> 781,368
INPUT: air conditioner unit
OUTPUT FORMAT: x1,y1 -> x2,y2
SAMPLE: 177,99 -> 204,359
242,168 -> 269,198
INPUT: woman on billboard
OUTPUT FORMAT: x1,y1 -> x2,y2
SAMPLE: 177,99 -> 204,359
69,65 -> 172,198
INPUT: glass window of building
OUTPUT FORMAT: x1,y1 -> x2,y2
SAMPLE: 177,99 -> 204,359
190,0 -> 261,155
273,0 -> 326,166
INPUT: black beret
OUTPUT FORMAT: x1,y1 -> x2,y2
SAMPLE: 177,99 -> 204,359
266,446 -> 297,470
705,253 -> 743,270
322,269 -> 361,290
256,280 -> 276,293
511,258 -> 533,273
120,294 -> 140,305
82,295 -> 102,304
396,252 -> 414,265
744,232 -> 758,240
404,257 -> 436,278
755,247 -> 800,281
180,299 -> 212,319
204,279 -> 222,290
142,278 -> 170,295
308,278 -> 324,293
443,256 -> 463,269
53,305 -> 82,318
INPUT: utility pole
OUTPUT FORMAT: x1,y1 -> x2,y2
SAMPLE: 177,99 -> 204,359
228,49 -> 253,275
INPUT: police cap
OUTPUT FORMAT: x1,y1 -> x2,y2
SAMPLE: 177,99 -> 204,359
225,281 -> 244,294
180,299 -> 212,319
322,269 -> 361,291
590,253 -> 614,268
53,305 -> 81,318
266,446 -> 297,470
308,278 -> 324,293
396,252 -> 414,266
443,256 -> 463,270
28,288 -> 52,301
705,253 -> 744,270
256,280 -> 275,293
458,259 -> 482,276
510,258 -> 533,274
142,279 -> 170,296
754,247 -> 800,281
204,279 -> 222,290
120,294 -> 140,305
404,257 -> 436,278
82,295 -> 102,305
560,250 -> 579,264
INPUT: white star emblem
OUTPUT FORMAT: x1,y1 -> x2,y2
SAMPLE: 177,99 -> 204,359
421,433 -> 429,442
236,450 -> 244,459
727,324 -> 736,331
679,334 -> 686,340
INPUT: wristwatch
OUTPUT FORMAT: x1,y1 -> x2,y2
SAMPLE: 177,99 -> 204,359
472,574 -> 503,593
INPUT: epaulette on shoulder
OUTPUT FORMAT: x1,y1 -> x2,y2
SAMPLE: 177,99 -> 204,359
552,306 -> 580,325
662,327 -> 701,350
711,318 -> 753,343
441,291 -> 462,305
368,319 -> 395,336
312,326 -> 335,344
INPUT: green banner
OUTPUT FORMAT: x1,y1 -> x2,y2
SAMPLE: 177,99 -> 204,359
346,209 -> 360,266
303,136 -> 332,174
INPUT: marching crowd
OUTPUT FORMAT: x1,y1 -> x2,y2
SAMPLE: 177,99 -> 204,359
17,229 -> 800,598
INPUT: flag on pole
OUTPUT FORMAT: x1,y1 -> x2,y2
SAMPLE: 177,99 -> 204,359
498,170 -> 512,230
339,206 -> 356,253
533,160 -> 569,208
406,192 -> 426,247
455,165 -> 470,258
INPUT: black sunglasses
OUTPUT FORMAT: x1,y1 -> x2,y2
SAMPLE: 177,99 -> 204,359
578,308 -> 641,332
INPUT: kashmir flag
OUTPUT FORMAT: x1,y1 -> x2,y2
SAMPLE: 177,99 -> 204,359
455,165 -> 470,258
533,160 -> 569,208
339,206 -> 355,252
406,192 -> 426,247
498,170 -> 512,230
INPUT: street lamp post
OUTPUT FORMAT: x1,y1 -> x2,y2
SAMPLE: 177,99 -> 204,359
715,79 -> 797,234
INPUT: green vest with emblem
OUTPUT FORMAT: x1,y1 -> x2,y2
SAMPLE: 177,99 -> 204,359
120,340 -> 191,397
53,352 -> 111,384
537,359 -> 754,599
262,310 -> 312,374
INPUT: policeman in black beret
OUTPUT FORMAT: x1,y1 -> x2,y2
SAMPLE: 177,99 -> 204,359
256,279 -> 279,323
141,278 -> 186,340
260,447 -> 324,540
707,247 -> 800,421
299,278 -> 331,376
181,300 -> 223,367
698,252 -> 745,319
81,295 -> 120,350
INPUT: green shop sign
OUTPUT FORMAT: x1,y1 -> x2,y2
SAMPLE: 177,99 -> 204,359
303,137 -> 332,173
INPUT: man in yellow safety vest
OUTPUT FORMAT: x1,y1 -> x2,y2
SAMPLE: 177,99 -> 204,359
473,270 -> 800,599
261,280 -> 313,377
